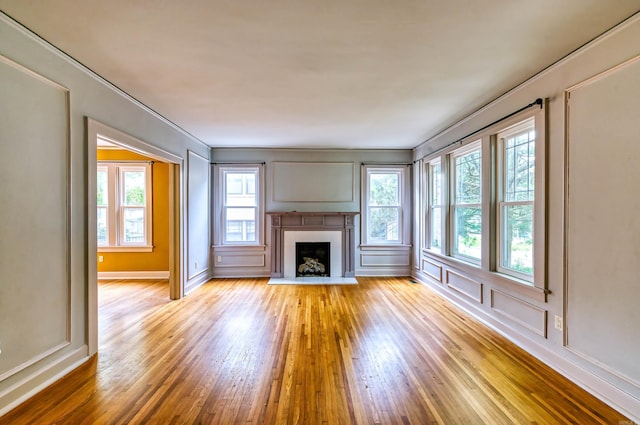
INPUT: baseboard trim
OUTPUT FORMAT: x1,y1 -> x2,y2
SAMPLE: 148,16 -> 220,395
185,271 -> 211,295
0,346 -> 89,417
412,270 -> 640,422
98,271 -> 170,280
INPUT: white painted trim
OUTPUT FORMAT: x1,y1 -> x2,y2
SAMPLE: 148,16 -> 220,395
413,270 -> 640,422
97,271 -> 170,280
184,270 -> 211,295
0,346 -> 89,417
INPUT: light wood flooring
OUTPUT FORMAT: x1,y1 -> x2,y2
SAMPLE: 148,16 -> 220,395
2,277 -> 631,424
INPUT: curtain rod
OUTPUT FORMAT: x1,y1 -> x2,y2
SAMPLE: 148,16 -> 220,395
210,162 -> 266,165
415,97 -> 544,163
361,162 -> 412,166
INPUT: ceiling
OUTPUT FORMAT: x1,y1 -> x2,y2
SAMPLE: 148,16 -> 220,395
1,2 -> 638,150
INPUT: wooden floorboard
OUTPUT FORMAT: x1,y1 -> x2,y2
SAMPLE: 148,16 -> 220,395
2,277 -> 631,424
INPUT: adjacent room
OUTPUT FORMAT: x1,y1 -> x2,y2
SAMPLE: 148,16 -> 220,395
1,2 -> 639,423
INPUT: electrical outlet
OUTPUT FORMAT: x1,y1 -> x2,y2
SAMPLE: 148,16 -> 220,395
98,255 -> 104,263
217,256 -> 222,263
554,315 -> 563,331
194,261 -> 198,269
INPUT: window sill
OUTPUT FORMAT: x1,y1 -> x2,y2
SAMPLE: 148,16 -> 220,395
421,249 -> 548,302
360,244 -> 412,250
98,245 -> 153,253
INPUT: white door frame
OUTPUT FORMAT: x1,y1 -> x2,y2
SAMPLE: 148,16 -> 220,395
87,118 -> 184,355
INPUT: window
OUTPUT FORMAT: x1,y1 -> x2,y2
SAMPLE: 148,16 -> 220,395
428,159 -> 442,251
497,118 -> 535,279
421,107 -> 545,287
219,166 -> 261,245
363,166 -> 406,244
450,142 -> 482,262
97,162 -> 152,250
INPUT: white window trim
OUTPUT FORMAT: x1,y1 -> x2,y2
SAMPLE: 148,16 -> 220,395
496,118 -> 536,281
426,159 -> 443,253
97,161 -> 153,252
361,165 -> 410,246
213,164 -> 264,247
449,141 -> 482,264
420,105 -> 546,289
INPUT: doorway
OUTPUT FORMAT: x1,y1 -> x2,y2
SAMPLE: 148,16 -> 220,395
87,118 -> 184,355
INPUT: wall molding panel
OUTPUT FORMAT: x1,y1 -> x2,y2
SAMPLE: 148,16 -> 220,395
491,289 -> 548,338
446,270 -> 483,304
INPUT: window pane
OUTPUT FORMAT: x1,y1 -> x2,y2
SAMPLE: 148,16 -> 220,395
122,207 -> 145,243
226,207 -> 256,242
430,206 -> 441,250
501,204 -> 533,275
370,173 -> 399,206
97,169 -> 108,206
455,150 -> 481,204
97,207 -> 108,245
504,130 -> 535,202
453,207 -> 481,260
226,173 -> 243,195
226,221 -> 243,242
123,170 -> 145,206
226,173 -> 256,206
368,207 -> 399,241
430,162 -> 441,204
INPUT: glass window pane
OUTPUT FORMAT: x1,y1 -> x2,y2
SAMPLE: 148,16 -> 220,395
430,162 -> 441,205
369,173 -> 399,206
226,173 -> 256,206
97,169 -> 108,206
504,129 -> 535,202
430,206 -> 441,250
226,221 -> 243,242
123,207 -> 145,243
455,150 -> 481,204
368,207 -> 399,242
97,207 -> 108,245
225,207 -> 256,242
226,173 -> 243,195
501,204 -> 533,275
123,170 -> 145,206
453,207 -> 481,260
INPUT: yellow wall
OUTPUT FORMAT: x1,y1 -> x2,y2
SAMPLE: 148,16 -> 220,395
97,149 -> 170,272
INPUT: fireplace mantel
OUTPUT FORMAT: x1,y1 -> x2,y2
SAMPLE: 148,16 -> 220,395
267,212 -> 359,278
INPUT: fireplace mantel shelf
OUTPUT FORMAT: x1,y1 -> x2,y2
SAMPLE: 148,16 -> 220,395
267,211 -> 359,278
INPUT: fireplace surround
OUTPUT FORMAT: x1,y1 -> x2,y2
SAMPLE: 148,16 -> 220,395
268,212 -> 358,278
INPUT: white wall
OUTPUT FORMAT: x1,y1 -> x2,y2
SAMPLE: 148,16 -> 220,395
413,13 -> 640,421
0,13 -> 210,414
210,148 -> 413,277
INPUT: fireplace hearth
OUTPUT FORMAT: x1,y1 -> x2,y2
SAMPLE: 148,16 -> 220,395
296,242 -> 330,277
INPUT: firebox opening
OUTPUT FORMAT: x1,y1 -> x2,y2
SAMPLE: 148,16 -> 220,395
296,242 -> 330,277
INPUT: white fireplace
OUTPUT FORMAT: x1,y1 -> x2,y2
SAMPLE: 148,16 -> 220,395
283,231 -> 342,278
267,212 -> 358,279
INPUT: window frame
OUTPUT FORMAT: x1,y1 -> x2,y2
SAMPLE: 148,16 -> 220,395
496,118 -> 536,281
449,141 -> 483,264
97,161 -> 153,252
214,164 -> 264,247
420,105 -> 546,289
426,158 -> 443,253
362,165 -> 409,246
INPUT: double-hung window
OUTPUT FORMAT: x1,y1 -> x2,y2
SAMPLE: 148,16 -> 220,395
219,166 -> 261,245
450,142 -> 482,262
97,162 -> 153,250
363,167 -> 406,244
428,159 -> 442,252
497,118 -> 535,279
421,105 -> 545,287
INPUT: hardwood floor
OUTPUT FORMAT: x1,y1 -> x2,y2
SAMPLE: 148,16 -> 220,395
3,277 -> 630,424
